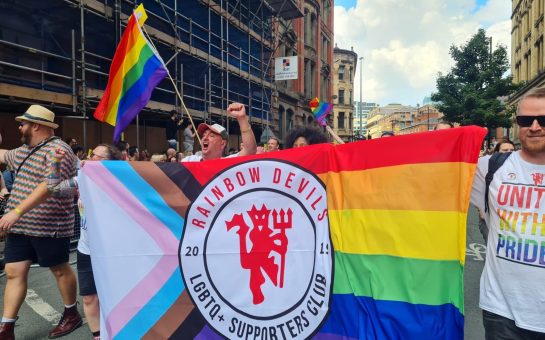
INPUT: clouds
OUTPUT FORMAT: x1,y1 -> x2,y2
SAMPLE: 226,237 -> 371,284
334,0 -> 510,105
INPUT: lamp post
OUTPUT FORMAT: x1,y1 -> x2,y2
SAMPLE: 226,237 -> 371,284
427,105 -> 430,131
359,56 -> 363,138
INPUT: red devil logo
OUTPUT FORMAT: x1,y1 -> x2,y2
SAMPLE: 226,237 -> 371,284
532,173 -> 544,186
226,204 -> 291,304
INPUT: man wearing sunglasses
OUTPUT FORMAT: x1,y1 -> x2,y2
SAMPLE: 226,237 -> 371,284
471,88 -> 545,339
0,105 -> 81,339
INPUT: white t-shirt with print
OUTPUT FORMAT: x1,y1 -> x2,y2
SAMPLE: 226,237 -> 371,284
181,153 -> 238,162
471,151 -> 545,333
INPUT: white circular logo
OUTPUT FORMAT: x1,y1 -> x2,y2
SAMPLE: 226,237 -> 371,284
180,160 -> 333,339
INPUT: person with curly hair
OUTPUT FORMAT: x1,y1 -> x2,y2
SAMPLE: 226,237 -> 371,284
284,126 -> 329,148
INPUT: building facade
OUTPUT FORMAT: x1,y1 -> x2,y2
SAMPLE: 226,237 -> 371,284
397,104 -> 443,135
354,101 -> 378,138
332,46 -> 357,142
365,104 -> 416,138
272,0 -> 334,145
509,0 -> 545,142
0,0 -> 300,151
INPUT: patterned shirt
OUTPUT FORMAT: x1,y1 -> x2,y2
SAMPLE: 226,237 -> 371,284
5,137 -> 77,237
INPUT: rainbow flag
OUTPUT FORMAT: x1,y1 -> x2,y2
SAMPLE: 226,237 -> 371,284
310,97 -> 333,126
93,4 -> 167,142
78,127 -> 485,339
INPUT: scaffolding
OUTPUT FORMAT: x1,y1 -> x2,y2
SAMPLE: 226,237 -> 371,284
0,0 -> 300,149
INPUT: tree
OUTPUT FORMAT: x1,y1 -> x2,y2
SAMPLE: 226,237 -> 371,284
432,29 -> 519,129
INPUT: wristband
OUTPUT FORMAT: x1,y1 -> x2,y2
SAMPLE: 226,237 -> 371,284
13,207 -> 23,216
241,128 -> 252,134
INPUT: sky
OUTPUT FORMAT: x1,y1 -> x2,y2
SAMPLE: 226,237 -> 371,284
333,0 -> 511,106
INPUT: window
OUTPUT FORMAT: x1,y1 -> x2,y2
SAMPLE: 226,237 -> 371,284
322,36 -> 328,60
338,112 -> 345,129
349,67 -> 352,81
304,10 -> 310,45
310,61 -> 316,98
304,59 -> 311,98
349,90 -> 352,105
338,65 -> 345,80
338,89 -> 345,104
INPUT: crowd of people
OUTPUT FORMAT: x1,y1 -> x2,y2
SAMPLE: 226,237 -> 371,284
0,88 -> 544,340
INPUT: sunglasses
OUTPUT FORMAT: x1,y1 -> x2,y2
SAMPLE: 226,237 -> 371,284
91,152 -> 106,159
516,115 -> 545,127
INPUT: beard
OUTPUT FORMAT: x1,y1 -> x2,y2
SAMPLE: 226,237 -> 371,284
520,134 -> 545,154
20,129 -> 32,145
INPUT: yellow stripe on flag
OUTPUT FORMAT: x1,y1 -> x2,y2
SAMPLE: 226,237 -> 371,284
134,3 -> 148,26
329,209 -> 467,262
104,29 -> 148,125
320,162 -> 476,212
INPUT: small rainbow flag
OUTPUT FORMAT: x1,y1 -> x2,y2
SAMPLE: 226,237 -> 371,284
310,97 -> 333,126
94,4 -> 167,142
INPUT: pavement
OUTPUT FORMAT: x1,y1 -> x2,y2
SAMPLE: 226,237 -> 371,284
0,206 -> 487,339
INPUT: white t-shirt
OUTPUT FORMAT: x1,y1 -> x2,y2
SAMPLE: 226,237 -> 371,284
182,153 -> 237,162
76,196 -> 90,255
470,151 -> 545,333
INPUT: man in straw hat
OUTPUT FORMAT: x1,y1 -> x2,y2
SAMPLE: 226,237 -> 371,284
0,105 -> 82,339
182,102 -> 257,161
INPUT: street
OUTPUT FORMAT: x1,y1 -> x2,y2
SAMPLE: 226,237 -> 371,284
0,206 -> 486,339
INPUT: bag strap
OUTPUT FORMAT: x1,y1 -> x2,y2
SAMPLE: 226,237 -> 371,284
484,152 -> 512,213
16,136 -> 60,175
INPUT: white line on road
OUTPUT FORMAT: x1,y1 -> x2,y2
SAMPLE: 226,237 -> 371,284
466,242 -> 487,261
25,289 -> 62,325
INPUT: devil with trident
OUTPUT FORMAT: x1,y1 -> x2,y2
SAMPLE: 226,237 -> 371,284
226,204 -> 292,305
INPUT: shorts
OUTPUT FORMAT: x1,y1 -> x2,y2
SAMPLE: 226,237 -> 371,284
483,310 -> 545,340
4,233 -> 70,267
77,251 -> 97,296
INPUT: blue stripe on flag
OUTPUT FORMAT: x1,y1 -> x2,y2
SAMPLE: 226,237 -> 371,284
114,267 -> 184,340
103,161 -> 183,239
319,294 -> 463,340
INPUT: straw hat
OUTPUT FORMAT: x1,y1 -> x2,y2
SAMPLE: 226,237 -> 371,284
15,105 -> 58,129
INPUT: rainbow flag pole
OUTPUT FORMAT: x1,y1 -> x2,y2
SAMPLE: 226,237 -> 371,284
139,24 -> 203,149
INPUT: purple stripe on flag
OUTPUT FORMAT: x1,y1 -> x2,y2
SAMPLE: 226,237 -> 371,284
194,324 -> 223,340
314,332 -> 359,340
113,57 -> 167,142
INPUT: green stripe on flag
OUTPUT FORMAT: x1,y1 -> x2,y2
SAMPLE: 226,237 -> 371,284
333,251 -> 464,313
120,44 -> 155,97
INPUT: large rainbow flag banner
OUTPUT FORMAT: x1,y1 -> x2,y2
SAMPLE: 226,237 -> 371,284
78,127 -> 485,340
93,4 -> 167,142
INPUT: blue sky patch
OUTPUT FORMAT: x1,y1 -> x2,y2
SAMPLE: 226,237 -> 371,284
473,0 -> 488,12
335,0 -> 357,9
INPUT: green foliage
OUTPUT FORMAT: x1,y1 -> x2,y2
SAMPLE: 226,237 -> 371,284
432,29 -> 520,128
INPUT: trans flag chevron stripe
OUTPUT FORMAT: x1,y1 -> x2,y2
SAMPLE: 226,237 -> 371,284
102,162 -> 184,240
78,126 -> 486,339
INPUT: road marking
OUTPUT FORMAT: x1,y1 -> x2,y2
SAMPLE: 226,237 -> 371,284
466,243 -> 487,261
25,289 -> 62,325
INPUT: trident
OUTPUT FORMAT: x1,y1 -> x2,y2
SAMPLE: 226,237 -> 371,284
272,208 -> 293,288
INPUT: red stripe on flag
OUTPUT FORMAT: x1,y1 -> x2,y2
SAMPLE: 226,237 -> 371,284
183,126 -> 485,185
94,14 -> 138,121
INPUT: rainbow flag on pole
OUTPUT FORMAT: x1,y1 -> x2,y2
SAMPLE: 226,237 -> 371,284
93,4 -> 167,142
78,127 -> 485,339
310,97 -> 333,126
